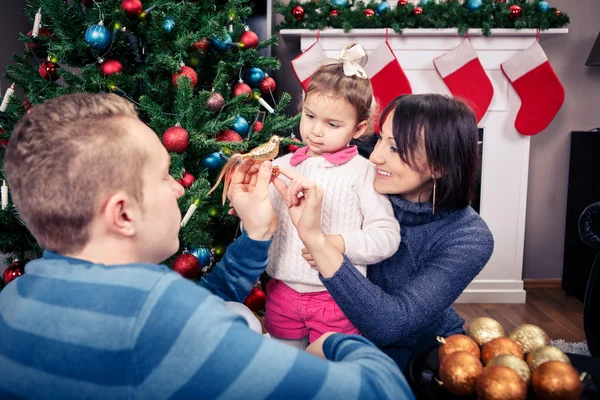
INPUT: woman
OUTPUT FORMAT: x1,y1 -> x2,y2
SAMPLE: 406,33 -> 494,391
272,94 -> 494,369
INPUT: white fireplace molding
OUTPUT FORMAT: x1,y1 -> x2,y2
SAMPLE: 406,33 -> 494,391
280,28 -> 568,303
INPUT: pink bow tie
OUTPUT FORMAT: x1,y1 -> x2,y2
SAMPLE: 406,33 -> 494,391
290,145 -> 359,167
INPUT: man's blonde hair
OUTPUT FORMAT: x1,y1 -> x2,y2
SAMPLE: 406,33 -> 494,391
4,92 -> 146,254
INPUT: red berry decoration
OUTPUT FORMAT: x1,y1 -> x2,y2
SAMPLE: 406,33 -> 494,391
3,260 -> 25,284
99,59 -> 124,76
330,9 -> 340,17
413,7 -> 423,15
121,0 -> 143,17
162,125 -> 189,153
288,137 -> 302,152
259,76 -> 276,95
172,66 -> 198,88
192,37 -> 209,52
180,172 -> 195,188
232,81 -> 253,101
239,30 -> 259,49
292,5 -> 305,21
253,121 -> 263,133
244,286 -> 267,313
173,253 -> 200,279
399,0 -> 408,4
39,61 -> 60,81
364,9 -> 375,17
555,9 -> 562,16
509,5 -> 522,19
216,129 -> 243,142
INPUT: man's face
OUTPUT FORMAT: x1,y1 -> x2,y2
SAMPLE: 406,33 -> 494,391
126,118 -> 184,263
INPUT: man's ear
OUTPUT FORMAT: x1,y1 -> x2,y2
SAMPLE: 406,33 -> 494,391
353,120 -> 369,139
102,192 -> 137,237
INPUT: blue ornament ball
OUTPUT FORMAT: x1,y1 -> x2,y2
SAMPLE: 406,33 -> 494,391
211,34 -> 232,52
85,22 -> 111,52
190,247 -> 211,267
232,116 -> 250,135
203,152 -> 224,169
419,0 -> 429,5
376,1 -> 391,16
163,17 -> 175,32
331,0 -> 348,7
467,0 -> 482,11
244,67 -> 265,88
539,1 -> 550,13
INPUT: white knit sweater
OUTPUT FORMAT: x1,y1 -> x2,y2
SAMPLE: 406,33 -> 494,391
267,153 -> 401,292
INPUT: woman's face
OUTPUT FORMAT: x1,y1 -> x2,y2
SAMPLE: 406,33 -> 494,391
369,110 -> 432,202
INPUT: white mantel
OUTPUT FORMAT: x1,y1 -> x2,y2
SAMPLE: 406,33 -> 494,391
280,28 -> 568,303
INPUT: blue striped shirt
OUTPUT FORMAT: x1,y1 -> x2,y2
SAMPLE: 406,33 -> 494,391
0,231 -> 414,399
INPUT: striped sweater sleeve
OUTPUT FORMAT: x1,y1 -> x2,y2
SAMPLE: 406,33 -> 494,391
132,275 -> 415,399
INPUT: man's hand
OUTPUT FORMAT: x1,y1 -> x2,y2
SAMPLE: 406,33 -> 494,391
227,160 -> 276,241
306,332 -> 337,359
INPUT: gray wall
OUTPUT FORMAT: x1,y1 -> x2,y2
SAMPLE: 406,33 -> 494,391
0,1 -> 29,100
272,1 -> 600,280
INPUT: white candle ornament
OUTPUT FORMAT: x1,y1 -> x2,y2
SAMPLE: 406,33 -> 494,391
32,8 -> 42,37
1,181 -> 8,210
257,97 -> 274,114
0,84 -> 15,113
181,199 -> 199,227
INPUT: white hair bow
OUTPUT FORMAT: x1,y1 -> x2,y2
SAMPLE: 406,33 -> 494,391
319,44 -> 368,80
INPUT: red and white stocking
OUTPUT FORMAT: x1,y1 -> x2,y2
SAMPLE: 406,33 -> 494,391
433,39 -> 494,123
501,41 -> 565,136
364,41 -> 412,111
291,40 -> 326,92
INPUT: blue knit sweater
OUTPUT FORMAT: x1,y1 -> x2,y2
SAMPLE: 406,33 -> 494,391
322,196 -> 494,369
0,231 -> 414,400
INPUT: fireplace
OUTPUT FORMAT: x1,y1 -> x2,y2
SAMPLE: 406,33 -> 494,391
280,28 -> 567,303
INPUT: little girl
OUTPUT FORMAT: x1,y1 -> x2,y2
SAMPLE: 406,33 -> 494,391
265,43 -> 401,349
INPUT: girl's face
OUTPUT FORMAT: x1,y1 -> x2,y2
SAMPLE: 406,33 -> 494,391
369,110 -> 433,201
299,93 -> 367,157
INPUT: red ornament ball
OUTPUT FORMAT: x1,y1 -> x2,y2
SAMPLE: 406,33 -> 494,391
244,286 -> 267,313
413,7 -> 423,15
192,37 -> 209,52
232,81 -> 253,101
253,121 -> 263,133
398,0 -> 408,5
0,139 -> 8,148
240,30 -> 259,49
330,9 -> 340,17
162,126 -> 189,153
364,9 -> 375,17
121,0 -> 143,17
173,253 -> 200,279
180,172 -> 195,188
3,261 -> 25,284
216,129 -> 244,142
39,61 -> 60,81
26,28 -> 54,54
288,137 -> 302,152
172,66 -> 198,88
292,5 -> 305,21
100,59 -> 123,76
206,91 -> 225,112
259,76 -> 276,94
556,9 -> 562,16
509,5 -> 522,19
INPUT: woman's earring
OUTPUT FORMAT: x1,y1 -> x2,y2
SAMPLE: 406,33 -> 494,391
431,177 -> 437,215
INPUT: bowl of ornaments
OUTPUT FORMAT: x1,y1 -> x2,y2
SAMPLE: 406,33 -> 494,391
408,317 -> 597,399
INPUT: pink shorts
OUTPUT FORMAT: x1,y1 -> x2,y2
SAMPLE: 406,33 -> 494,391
264,278 -> 360,343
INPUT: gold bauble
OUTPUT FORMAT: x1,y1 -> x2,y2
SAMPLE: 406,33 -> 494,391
532,360 -> 583,400
481,337 -> 524,365
509,324 -> 550,354
487,354 -> 532,385
439,351 -> 484,395
476,365 -> 527,400
438,334 -> 480,363
527,345 -> 571,371
466,317 -> 505,346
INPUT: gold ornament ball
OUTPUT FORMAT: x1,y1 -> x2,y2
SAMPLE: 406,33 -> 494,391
439,351 -> 484,396
481,337 -> 524,365
467,317 -> 505,346
509,324 -> 550,354
476,365 -> 527,400
438,334 -> 480,363
527,345 -> 571,372
487,354 -> 532,385
532,361 -> 582,400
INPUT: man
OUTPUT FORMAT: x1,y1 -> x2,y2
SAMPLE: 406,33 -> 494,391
0,93 -> 414,399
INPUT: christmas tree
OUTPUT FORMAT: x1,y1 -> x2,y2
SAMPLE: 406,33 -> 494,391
0,0 -> 299,292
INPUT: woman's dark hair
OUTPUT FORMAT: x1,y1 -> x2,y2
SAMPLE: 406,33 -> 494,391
380,94 -> 479,210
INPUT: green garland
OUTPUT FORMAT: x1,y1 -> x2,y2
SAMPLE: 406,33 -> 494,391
275,0 -> 569,36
